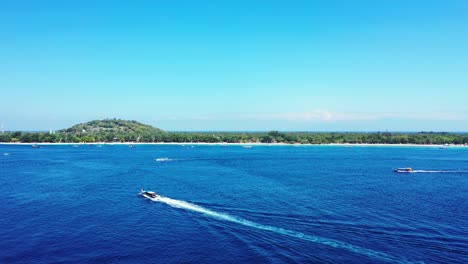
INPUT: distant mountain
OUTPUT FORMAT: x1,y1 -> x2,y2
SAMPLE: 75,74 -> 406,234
60,119 -> 164,135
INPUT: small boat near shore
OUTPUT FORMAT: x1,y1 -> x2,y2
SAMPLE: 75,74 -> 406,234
32,144 -> 41,148
140,189 -> 160,199
394,168 -> 414,173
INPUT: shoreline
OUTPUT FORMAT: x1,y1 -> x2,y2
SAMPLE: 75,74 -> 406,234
1,142 -> 467,148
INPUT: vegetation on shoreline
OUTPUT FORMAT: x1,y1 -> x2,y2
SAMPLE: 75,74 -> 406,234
1,119 -> 468,145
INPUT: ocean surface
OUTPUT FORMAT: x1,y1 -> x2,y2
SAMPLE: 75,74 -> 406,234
1,144 -> 467,263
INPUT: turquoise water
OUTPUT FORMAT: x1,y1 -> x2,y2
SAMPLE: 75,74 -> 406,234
1,145 -> 467,263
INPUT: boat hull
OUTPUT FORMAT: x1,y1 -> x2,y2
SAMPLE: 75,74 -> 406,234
140,191 -> 161,200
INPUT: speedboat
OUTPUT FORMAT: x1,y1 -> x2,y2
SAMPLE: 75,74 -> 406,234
140,189 -> 160,199
394,168 -> 414,173
32,144 -> 41,148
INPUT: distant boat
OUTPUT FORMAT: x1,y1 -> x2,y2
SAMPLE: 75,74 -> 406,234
140,189 -> 160,199
394,168 -> 413,173
243,145 -> 253,148
31,144 -> 40,148
128,144 -> 135,148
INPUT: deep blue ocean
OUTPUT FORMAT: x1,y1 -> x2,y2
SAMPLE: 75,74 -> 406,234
1,144 -> 467,263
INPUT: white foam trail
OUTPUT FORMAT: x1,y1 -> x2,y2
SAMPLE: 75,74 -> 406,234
155,158 -> 172,162
412,170 -> 443,173
411,170 -> 467,173
146,195 -> 419,264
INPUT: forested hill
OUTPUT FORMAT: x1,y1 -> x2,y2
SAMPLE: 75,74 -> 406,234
61,119 -> 164,135
57,119 -> 166,142
1,119 -> 167,143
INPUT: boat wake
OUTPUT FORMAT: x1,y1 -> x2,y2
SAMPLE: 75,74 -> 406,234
410,170 -> 468,173
145,195 -> 420,264
155,158 -> 174,162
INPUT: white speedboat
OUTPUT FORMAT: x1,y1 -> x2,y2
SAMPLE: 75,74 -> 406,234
394,168 -> 414,173
140,189 -> 160,199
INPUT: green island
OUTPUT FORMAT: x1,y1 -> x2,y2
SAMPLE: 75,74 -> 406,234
1,119 -> 467,145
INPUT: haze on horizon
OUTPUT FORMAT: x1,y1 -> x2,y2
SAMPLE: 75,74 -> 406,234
1,1 -> 467,132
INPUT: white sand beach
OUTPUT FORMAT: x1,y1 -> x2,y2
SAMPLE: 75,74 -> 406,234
1,142 -> 467,148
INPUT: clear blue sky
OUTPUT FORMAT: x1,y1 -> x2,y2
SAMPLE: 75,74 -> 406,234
1,0 -> 467,131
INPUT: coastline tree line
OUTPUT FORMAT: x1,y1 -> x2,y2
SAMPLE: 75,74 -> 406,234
1,119 -> 467,145
1,131 -> 468,145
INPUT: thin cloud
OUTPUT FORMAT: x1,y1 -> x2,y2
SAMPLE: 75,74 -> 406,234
254,111 -> 466,122
153,110 -> 466,122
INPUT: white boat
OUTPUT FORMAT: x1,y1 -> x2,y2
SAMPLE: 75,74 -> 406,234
140,189 -> 160,199
394,168 -> 414,173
